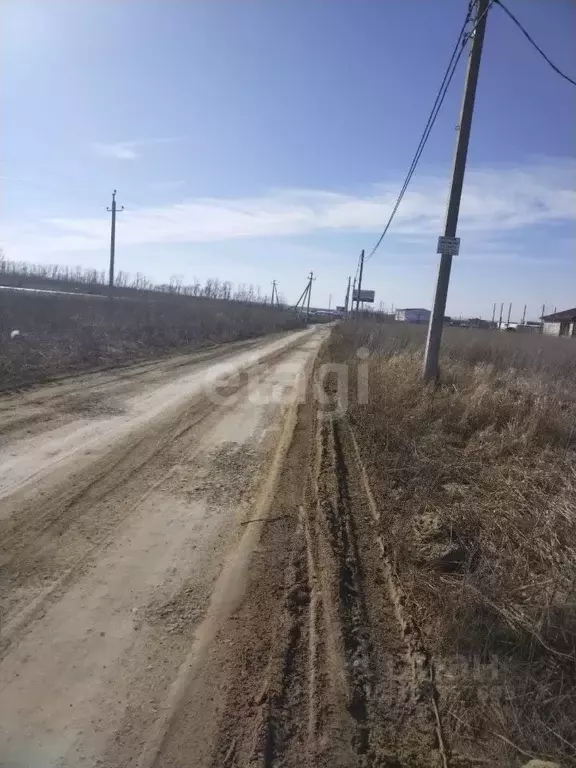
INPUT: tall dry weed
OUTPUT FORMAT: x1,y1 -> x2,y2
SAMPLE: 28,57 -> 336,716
0,291 -> 308,389
326,320 -> 576,765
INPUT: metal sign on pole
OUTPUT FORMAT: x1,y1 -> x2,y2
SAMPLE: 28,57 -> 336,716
436,236 -> 461,256
352,289 -> 375,303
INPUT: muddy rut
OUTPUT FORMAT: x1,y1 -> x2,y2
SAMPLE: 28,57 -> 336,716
204,391 -> 447,768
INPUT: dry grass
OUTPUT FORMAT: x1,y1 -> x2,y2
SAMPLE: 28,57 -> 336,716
326,320 -> 576,766
0,291 -> 307,390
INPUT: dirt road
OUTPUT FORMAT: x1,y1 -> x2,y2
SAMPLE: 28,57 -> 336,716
1,326 -> 475,768
0,327 -> 330,767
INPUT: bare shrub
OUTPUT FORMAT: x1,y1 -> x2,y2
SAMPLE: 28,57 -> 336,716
0,291 -> 307,390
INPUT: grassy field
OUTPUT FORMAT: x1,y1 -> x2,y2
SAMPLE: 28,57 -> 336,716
324,320 -> 576,765
0,290 -> 308,390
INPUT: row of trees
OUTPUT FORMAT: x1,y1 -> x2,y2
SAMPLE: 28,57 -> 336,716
0,255 -> 285,305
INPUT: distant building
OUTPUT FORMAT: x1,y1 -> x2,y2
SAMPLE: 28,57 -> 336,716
395,308 -> 431,324
541,308 -> 576,337
468,317 -> 493,329
514,321 -> 543,334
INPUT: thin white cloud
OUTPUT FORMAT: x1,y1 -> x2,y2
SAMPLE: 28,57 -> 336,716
3,159 -> 575,261
148,180 -> 187,192
90,138 -> 179,161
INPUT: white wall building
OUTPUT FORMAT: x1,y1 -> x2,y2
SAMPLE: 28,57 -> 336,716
542,308 -> 576,337
395,308 -> 431,324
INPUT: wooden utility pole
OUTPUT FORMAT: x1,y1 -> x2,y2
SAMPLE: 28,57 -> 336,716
423,0 -> 490,379
107,190 -> 124,290
305,271 -> 315,322
355,249 -> 365,316
344,276 -> 351,316
294,279 -> 310,312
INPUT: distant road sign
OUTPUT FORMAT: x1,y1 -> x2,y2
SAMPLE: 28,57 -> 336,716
336,305 -> 346,312
352,289 -> 375,303
437,236 -> 460,255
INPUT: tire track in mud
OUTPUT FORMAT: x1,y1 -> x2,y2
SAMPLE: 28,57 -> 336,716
302,410 -> 446,767
343,419 -> 449,768
216,409 -> 376,768
315,413 -> 373,761
205,377 -> 448,767
201,405 -> 368,766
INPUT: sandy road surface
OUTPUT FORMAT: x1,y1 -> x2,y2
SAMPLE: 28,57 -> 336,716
0,326 -> 330,767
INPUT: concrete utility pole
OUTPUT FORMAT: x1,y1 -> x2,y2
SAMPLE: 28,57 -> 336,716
521,304 -> 527,324
107,190 -> 124,290
305,271 -> 315,322
271,280 -> 278,306
294,271 -> 316,315
491,302 -> 496,324
328,294 -> 332,312
507,302 -> 512,328
423,0 -> 490,380
499,302 -> 504,330
294,283 -> 309,312
355,249 -> 365,316
344,276 -> 351,316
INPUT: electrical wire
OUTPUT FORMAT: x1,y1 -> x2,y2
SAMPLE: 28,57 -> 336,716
494,0 -> 576,88
365,1 -> 492,261
353,252 -> 361,285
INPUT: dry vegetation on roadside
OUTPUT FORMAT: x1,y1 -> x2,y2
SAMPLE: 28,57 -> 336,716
326,320 -> 576,766
0,290 -> 307,390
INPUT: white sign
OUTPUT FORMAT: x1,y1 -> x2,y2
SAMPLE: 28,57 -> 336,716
437,236 -> 460,255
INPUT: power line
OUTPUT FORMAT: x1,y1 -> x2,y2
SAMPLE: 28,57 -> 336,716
353,251 -> 362,284
366,1 -> 492,262
355,249 -> 365,315
494,0 -> 576,88
365,3 -> 473,261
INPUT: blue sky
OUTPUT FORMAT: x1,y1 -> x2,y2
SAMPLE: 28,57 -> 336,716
1,0 -> 575,319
